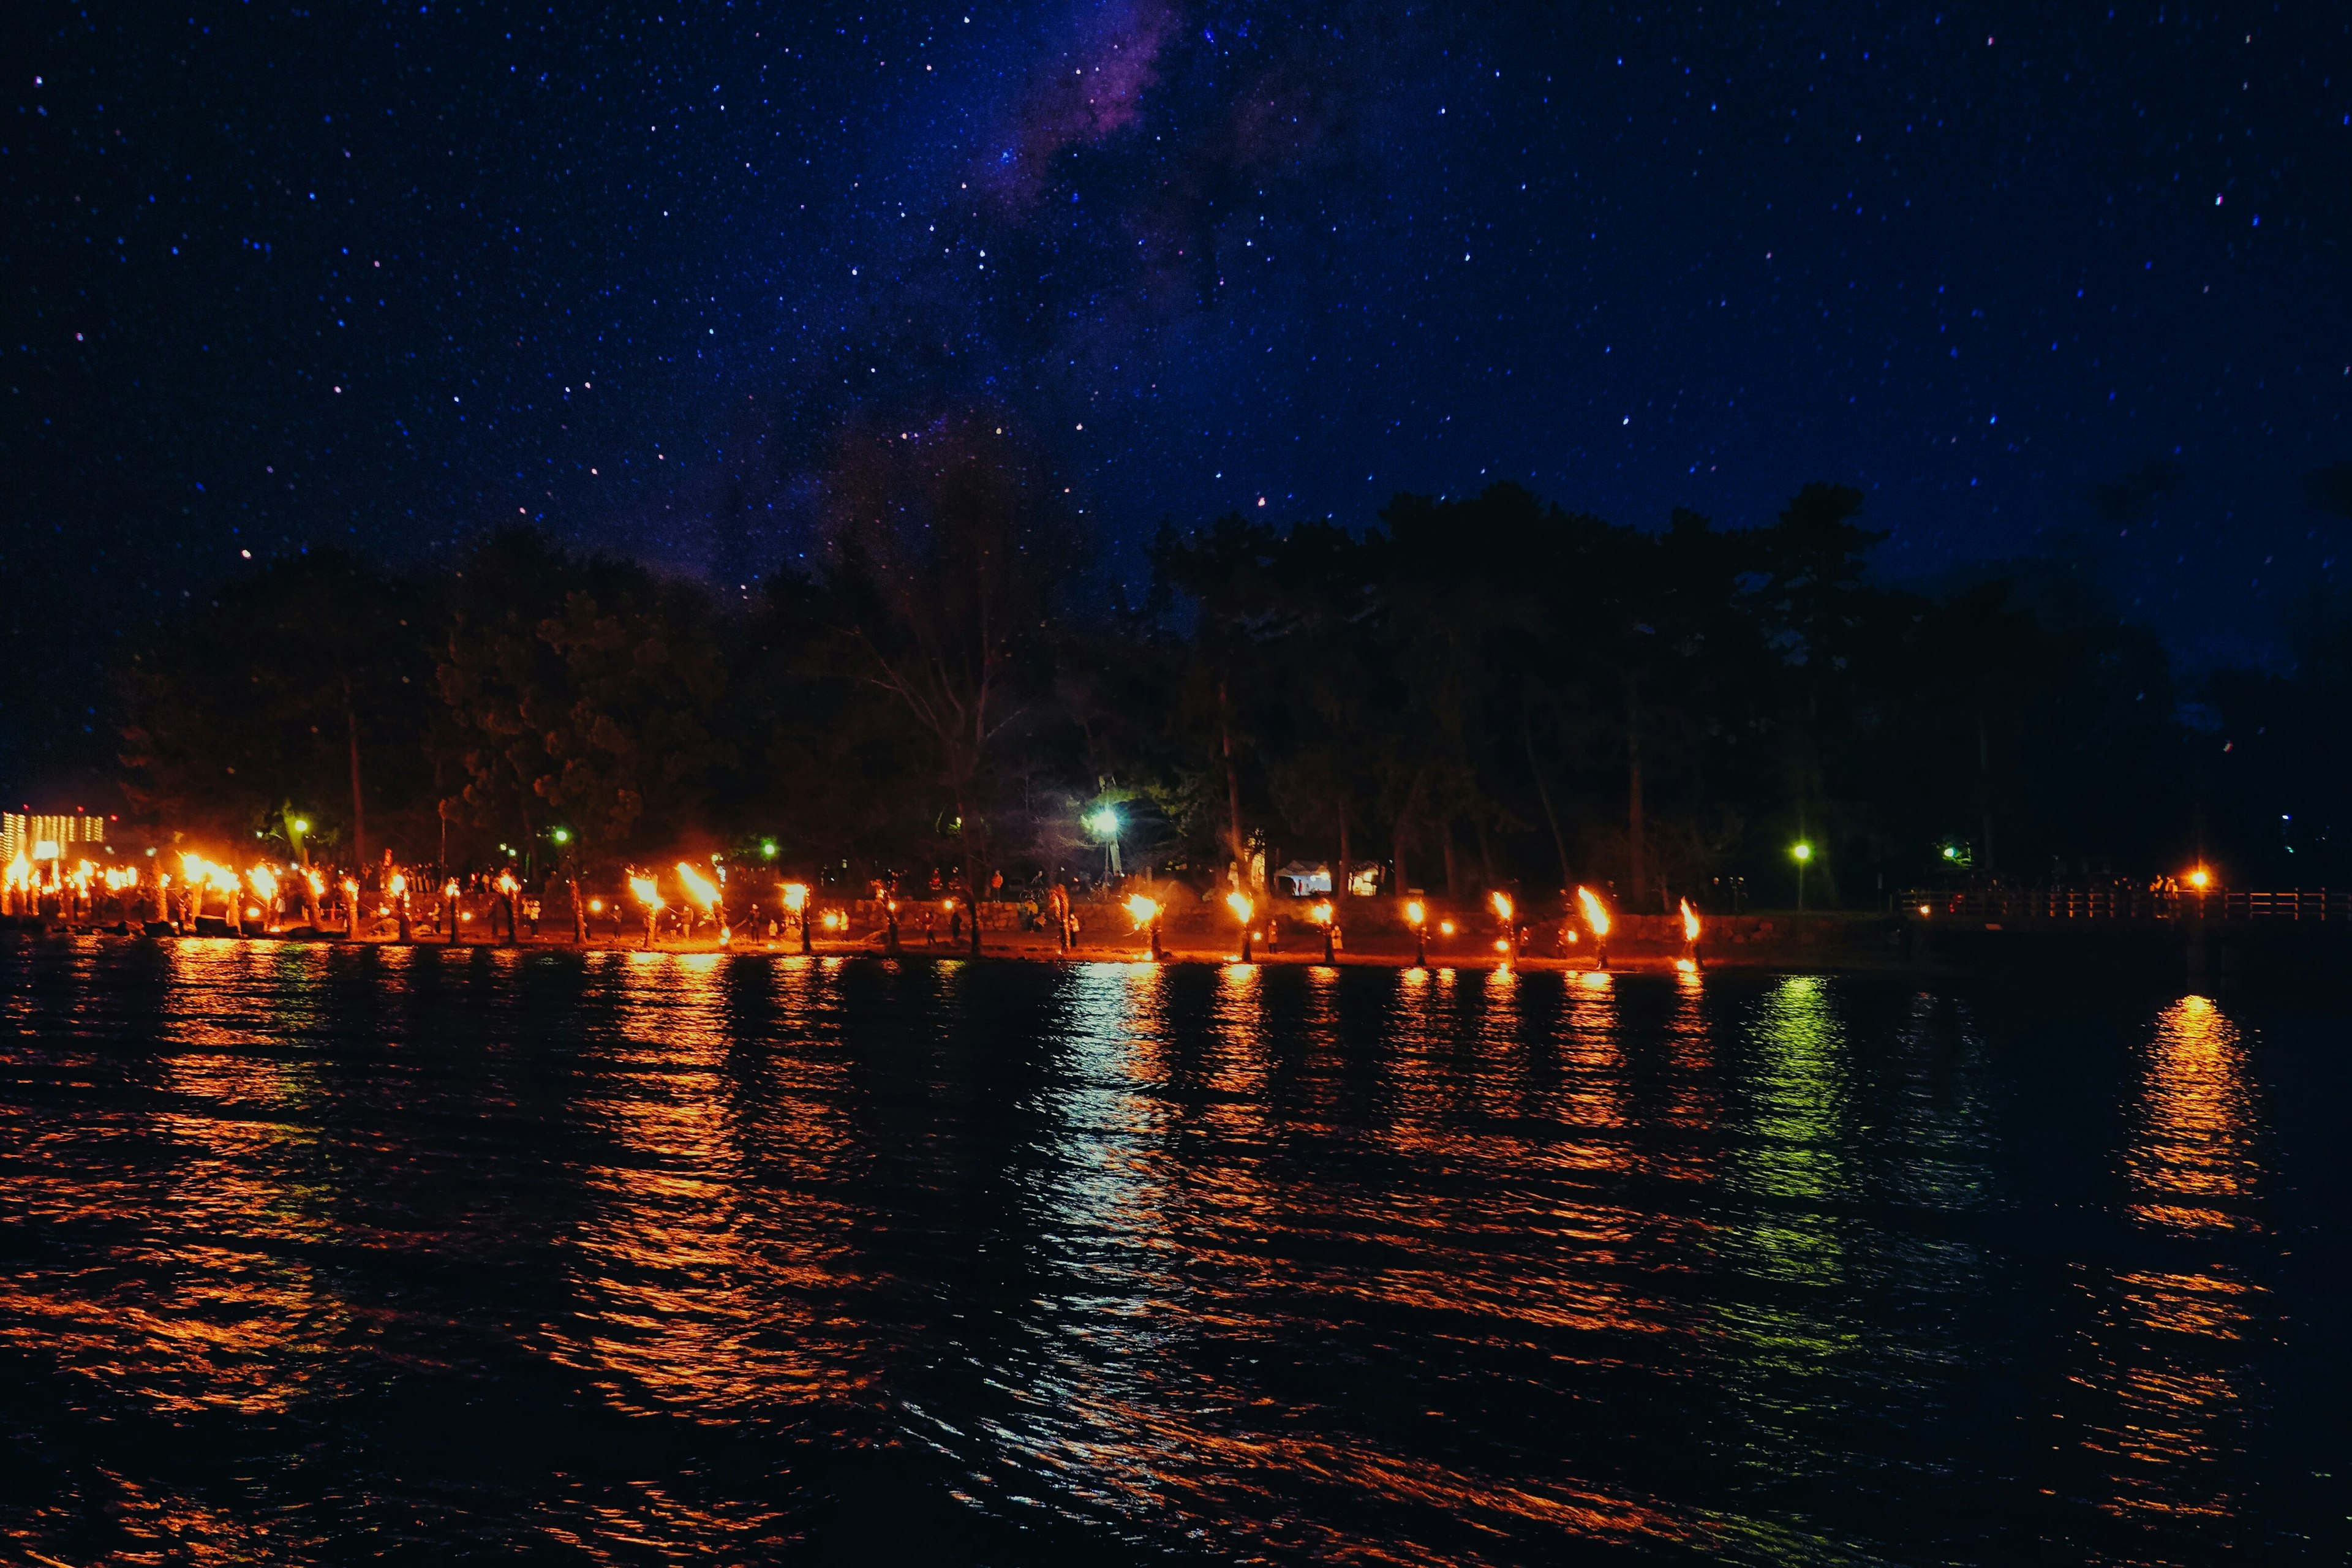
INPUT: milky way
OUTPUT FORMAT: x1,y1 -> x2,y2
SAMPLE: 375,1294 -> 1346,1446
5,1 -> 2349,783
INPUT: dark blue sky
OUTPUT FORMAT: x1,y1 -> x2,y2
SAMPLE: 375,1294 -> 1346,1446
6,0 -> 2350,778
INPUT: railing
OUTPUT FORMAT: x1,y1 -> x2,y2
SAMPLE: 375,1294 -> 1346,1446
1901,888 -> 2351,924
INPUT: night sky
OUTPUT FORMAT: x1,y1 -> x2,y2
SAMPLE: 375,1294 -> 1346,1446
6,1 -> 2350,789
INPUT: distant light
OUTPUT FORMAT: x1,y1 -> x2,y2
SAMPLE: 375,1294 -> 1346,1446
761,839 -> 778,858
551,827 -> 571,845
1085,807 -> 1121,839
1940,845 -> 1957,860
291,818 -> 309,834
1791,841 -> 1814,862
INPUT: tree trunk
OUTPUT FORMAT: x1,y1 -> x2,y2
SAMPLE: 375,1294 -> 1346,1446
957,789 -> 983,958
1975,691 -> 1996,875
343,676 -> 367,871
1336,800 -> 1352,899
1626,673 -> 1648,910
1523,692 -> 1572,892
1219,679 -> 1245,878
569,876 -> 586,944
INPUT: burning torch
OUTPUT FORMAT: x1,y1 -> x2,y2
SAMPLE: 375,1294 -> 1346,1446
630,873 -> 665,949
1125,893 -> 1164,962
1225,890 -> 1256,963
1490,889 -> 1517,965
1678,897 -> 1702,973
1575,886 -> 1611,970
674,862 -> 721,943
782,881 -> 811,954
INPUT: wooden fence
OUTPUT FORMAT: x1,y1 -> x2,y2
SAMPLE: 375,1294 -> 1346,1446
1900,888 -> 2350,924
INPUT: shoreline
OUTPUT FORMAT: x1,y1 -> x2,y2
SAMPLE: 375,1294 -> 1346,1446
0,917 -> 1961,976
11,912 -> 2338,989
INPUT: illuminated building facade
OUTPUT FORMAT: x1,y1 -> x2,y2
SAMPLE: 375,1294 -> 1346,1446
2,812 -> 108,865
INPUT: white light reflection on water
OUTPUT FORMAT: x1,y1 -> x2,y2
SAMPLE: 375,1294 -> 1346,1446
936,961 -> 1189,1531
946,962 -> 1726,1564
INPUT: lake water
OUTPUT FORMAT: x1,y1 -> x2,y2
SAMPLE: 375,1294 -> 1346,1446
1,938 -> 2346,1565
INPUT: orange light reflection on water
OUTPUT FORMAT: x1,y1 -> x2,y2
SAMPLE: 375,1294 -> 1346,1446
550,951 -> 869,1423
2075,993 -> 2267,1529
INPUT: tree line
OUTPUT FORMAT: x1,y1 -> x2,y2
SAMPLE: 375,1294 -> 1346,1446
113,434 -> 2350,910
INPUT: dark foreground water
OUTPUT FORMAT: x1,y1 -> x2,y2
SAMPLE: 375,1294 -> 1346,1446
1,940 -> 2347,1566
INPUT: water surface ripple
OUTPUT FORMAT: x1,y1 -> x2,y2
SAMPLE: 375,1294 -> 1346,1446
2,940 -> 2346,1564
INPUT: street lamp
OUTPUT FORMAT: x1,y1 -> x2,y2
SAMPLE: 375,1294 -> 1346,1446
1085,805 -> 1123,880
1792,840 -> 1813,912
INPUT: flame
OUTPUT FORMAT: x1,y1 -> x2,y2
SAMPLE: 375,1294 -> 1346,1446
629,875 -> 665,911
176,854 -> 243,896
1310,899 -> 1334,925
1404,899 -> 1426,927
341,876 -> 359,896
496,870 -> 519,896
1124,894 -> 1162,929
674,862 -> 719,911
2186,867 -> 2213,891
1675,957 -> 1698,974
1489,889 -> 1513,922
821,910 -> 846,931
443,878 -> 461,899
1679,897 -> 1700,942
1438,920 -> 1456,937
246,865 -> 279,905
304,869 -> 325,898
4,854 -> 29,891
388,871 -> 409,897
780,882 -> 809,912
588,897 -> 606,913
1576,886 -> 1611,938
1224,891 -> 1254,924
